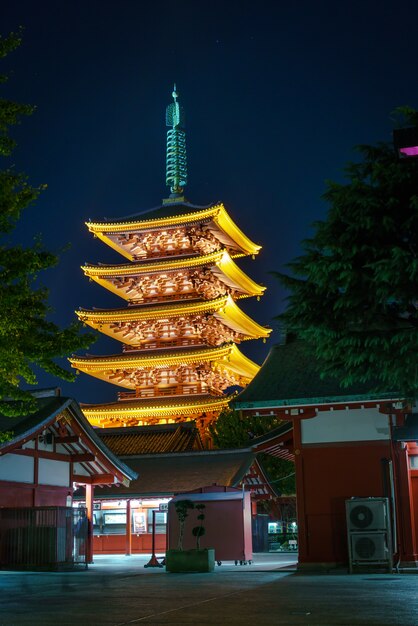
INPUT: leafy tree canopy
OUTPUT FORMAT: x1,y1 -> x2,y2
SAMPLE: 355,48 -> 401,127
209,408 -> 295,495
273,108 -> 418,399
0,31 -> 95,417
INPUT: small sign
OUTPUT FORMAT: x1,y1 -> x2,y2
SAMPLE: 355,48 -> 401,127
159,503 -> 168,511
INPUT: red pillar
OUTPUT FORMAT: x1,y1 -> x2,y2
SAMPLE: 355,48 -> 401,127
33,438 -> 39,506
292,419 -> 308,565
126,500 -> 132,556
393,442 -> 418,565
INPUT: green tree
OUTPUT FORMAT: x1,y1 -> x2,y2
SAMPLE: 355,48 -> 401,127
0,31 -> 95,417
209,408 -> 295,495
274,109 -> 418,398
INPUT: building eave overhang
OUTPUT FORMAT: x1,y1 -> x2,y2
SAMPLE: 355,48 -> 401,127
70,342 -> 260,381
81,249 -> 266,298
76,295 -> 271,342
86,203 -> 261,258
81,395 -> 231,425
0,397 -> 74,455
0,397 -> 137,484
233,391 -> 400,411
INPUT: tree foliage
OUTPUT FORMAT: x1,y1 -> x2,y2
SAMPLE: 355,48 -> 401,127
273,109 -> 418,398
209,408 -> 295,495
0,31 -> 95,417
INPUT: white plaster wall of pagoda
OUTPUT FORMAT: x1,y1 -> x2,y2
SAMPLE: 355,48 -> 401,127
301,407 -> 390,444
38,458 -> 70,487
0,453 -> 34,483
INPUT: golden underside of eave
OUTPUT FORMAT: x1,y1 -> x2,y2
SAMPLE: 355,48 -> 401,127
70,342 -> 258,372
70,363 -> 256,391
77,295 -> 230,322
76,294 -> 270,335
82,250 -> 225,276
81,249 -> 266,298
69,342 -> 259,392
82,395 -> 231,427
86,204 -> 261,258
76,308 -> 271,348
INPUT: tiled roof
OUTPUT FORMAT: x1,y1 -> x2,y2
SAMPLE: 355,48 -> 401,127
0,395 -> 64,437
234,338 -> 397,408
97,423 -> 203,456
0,393 -> 137,482
98,201 -> 215,224
75,449 -> 255,498
81,393 -> 228,411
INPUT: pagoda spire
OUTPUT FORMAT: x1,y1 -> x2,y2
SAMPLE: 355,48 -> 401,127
165,84 -> 187,197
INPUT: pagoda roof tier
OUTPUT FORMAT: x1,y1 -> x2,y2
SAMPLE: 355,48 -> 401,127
69,343 -> 260,390
80,394 -> 231,428
75,295 -> 271,346
81,249 -> 266,301
86,202 -> 261,260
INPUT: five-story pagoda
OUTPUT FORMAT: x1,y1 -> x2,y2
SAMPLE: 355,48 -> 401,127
70,88 -> 271,435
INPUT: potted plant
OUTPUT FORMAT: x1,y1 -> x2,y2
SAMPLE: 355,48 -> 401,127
165,500 -> 215,573
192,503 -> 206,549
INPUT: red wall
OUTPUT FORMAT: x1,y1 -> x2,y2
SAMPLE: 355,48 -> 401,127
0,481 -> 70,508
297,441 -> 392,564
93,533 -> 166,554
167,491 -> 252,562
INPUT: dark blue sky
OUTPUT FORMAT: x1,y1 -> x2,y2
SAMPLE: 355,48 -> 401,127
2,0 -> 418,404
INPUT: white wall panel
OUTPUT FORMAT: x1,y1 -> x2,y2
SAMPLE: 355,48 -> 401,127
301,408 -> 390,444
0,453 -> 34,483
38,458 -> 70,486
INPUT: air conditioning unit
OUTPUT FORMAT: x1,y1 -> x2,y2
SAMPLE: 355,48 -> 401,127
346,498 -> 393,572
346,497 -> 389,532
350,532 -> 388,562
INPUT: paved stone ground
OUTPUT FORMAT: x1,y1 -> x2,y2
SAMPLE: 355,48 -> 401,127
0,554 -> 417,625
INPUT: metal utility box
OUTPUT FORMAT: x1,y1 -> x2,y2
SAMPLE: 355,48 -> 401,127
167,486 -> 252,564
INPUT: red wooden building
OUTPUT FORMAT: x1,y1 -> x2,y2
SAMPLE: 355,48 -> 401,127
74,423 -> 281,555
0,390 -> 136,563
234,338 -> 418,570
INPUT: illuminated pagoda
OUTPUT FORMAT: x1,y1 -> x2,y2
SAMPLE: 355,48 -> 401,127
70,87 -> 271,435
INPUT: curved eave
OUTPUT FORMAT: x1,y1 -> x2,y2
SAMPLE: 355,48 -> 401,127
82,396 -> 231,425
86,205 -> 222,233
213,205 -> 261,258
215,296 -> 272,339
216,251 -> 266,297
69,343 -> 260,389
76,295 -> 229,323
86,203 -> 261,259
82,250 -> 225,276
70,342 -> 260,372
81,249 -> 266,299
76,295 -> 270,342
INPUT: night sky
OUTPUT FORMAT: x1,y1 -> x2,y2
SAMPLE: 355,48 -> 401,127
2,0 -> 418,405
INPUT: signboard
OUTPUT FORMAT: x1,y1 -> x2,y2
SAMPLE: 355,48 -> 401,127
159,503 -> 168,511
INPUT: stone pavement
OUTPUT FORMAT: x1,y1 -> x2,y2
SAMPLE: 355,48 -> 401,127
0,553 -> 417,625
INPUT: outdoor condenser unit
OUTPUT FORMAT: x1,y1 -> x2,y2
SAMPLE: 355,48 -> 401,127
350,532 -> 389,561
346,497 -> 389,532
346,497 -> 392,572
